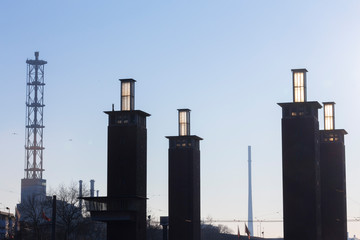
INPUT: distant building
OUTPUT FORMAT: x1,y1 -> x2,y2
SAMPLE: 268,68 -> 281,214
0,211 -> 15,239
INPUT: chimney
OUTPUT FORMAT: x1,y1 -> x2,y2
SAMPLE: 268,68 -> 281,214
79,180 -> 83,209
90,179 -> 95,197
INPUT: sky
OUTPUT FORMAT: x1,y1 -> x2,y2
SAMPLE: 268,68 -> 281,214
1,0 -> 360,238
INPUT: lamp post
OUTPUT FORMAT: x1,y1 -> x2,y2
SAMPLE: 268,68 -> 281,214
6,207 -> 11,238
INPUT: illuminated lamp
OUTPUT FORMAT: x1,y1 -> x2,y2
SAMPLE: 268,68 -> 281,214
120,78 -> 135,111
178,109 -> 190,136
292,69 -> 307,102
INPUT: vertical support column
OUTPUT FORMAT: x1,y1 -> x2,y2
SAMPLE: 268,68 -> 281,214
105,79 -> 150,240
167,109 -> 202,240
278,69 -> 322,240
82,79 -> 150,240
320,102 -> 347,240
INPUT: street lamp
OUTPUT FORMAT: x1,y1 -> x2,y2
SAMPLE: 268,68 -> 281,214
5,207 -> 11,238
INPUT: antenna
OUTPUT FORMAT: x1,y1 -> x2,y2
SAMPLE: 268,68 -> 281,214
21,52 -> 47,204
24,51 -> 47,179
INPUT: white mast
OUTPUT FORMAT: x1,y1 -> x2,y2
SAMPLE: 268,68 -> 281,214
248,146 -> 254,236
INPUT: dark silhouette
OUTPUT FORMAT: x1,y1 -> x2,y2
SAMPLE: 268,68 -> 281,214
320,102 -> 348,240
167,109 -> 203,240
83,79 -> 150,240
278,69 -> 322,240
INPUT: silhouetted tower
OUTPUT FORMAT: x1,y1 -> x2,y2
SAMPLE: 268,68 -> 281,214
278,69 -> 322,240
83,79 -> 149,240
21,52 -> 47,203
247,146 -> 254,236
167,109 -> 202,240
320,102 -> 347,240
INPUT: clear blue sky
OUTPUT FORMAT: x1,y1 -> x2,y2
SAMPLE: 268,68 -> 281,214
1,1 -> 360,237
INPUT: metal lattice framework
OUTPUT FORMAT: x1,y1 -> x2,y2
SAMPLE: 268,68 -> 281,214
24,52 -> 47,179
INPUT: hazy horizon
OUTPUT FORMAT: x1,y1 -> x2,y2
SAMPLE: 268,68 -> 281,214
1,1 -> 360,238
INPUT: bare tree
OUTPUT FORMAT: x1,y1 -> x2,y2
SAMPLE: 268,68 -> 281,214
218,224 -> 233,234
51,182 -> 85,240
17,194 -> 51,240
45,181 -> 107,240
17,182 -> 105,240
146,211 -> 162,240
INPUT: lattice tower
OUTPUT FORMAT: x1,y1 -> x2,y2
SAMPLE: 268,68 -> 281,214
24,52 -> 47,179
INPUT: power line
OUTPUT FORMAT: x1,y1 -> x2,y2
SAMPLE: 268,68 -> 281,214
206,218 -> 360,223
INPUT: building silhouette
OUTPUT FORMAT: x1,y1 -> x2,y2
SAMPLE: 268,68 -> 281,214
320,102 -> 347,240
278,69 -> 322,240
84,79 -> 149,240
167,109 -> 202,240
